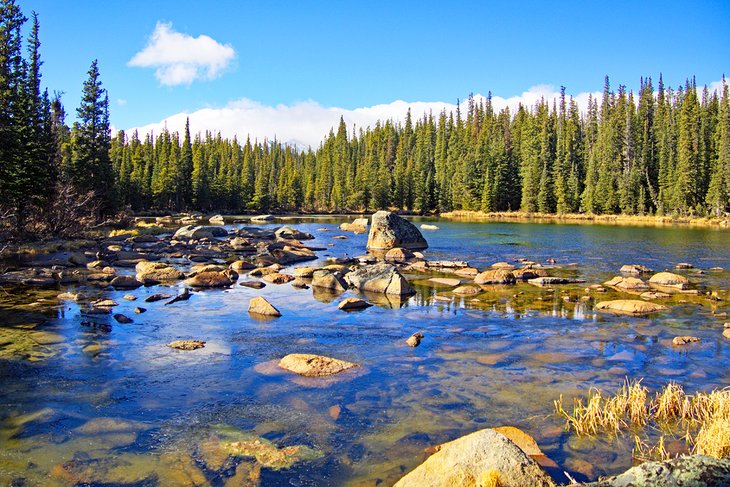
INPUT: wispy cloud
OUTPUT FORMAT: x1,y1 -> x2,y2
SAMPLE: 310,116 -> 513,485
128,22 -> 235,86
126,80 -> 726,148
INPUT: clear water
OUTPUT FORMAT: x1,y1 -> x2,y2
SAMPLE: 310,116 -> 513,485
1,217 -> 728,485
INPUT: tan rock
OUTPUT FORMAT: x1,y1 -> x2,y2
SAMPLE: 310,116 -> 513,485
620,264 -> 653,274
278,353 -> 358,377
649,272 -> 689,289
110,275 -> 143,289
428,277 -> 461,287
406,332 -> 424,347
604,276 -> 650,291
454,267 -> 479,278
338,298 -> 372,311
672,336 -> 701,346
367,211 -> 428,250
311,270 -> 348,292
229,260 -> 255,272
474,269 -> 516,285
512,268 -> 549,280
491,262 -> 515,270
393,428 -> 555,487
185,271 -> 233,288
345,264 -> 415,295
262,273 -> 295,284
595,299 -> 667,315
293,267 -> 319,278
640,291 -> 671,300
135,261 -> 184,283
248,297 -> 281,317
453,285 -> 481,295
385,247 -> 415,263
167,340 -> 205,350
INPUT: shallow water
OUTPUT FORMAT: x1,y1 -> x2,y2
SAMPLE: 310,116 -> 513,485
1,217 -> 729,485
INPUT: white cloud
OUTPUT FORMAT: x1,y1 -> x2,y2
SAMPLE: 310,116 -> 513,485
126,80 -> 728,148
116,98 -> 128,106
128,22 -> 235,86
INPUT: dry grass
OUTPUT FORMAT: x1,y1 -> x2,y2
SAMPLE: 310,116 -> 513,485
441,210 -> 730,228
555,381 -> 730,461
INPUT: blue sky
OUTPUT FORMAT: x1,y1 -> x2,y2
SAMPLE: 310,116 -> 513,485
21,0 -> 730,146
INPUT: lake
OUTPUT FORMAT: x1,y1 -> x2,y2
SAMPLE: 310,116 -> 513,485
1,216 -> 729,485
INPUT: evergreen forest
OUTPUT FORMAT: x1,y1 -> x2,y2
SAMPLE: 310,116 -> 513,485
2,0 -> 729,240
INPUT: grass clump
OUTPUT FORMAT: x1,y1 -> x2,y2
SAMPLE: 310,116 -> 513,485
555,380 -> 730,462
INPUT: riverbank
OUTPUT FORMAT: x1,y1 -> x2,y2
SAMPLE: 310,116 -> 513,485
441,210 -> 730,228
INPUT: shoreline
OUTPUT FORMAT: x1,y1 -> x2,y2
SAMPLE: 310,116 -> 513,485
440,210 -> 730,229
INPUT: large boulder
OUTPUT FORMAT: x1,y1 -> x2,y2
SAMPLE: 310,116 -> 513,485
595,299 -> 667,315
345,264 -> 415,295
278,353 -> 358,377
603,276 -> 650,291
585,455 -> 730,487
394,428 -> 555,487
269,246 -> 317,265
366,211 -> 428,251
274,226 -> 314,240
173,225 -> 228,240
135,261 -> 184,283
248,297 -> 281,317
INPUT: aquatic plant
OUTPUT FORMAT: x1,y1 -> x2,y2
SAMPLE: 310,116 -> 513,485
555,381 -> 730,461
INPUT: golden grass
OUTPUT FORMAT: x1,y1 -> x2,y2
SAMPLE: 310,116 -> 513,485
555,381 -> 730,461
441,210 -> 730,228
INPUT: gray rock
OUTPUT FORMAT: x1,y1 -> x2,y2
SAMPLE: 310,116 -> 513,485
274,226 -> 314,240
345,263 -> 415,295
173,225 -> 228,240
367,211 -> 428,251
586,455 -> 730,486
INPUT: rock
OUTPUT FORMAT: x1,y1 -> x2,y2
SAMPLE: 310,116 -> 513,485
585,455 -> 730,487
185,271 -> 233,288
249,266 -> 277,277
420,224 -> 439,230
406,332 -> 424,347
724,328 -> 730,339
113,314 -> 133,324
110,275 -> 143,289
68,252 -> 90,266
512,268 -> 549,280
278,353 -> 358,377
340,218 -> 369,233
673,335 -> 701,345
262,273 -> 295,284
491,262 -> 515,270
640,291 -> 671,300
274,226 -> 314,240
248,297 -> 281,317
134,307 -> 146,314
293,267 -> 319,278
250,214 -> 273,221
393,428 -> 555,487
338,298 -> 372,311
145,293 -> 172,302
311,270 -> 348,292
345,264 -> 415,295
595,300 -> 667,315
93,299 -> 119,307
385,247 -> 415,263
173,225 -> 228,240
675,262 -> 694,269
453,285 -> 481,295
649,272 -> 690,289
453,267 -> 479,278
428,277 -> 462,287
167,340 -> 205,350
351,217 -> 369,227
57,292 -> 82,301
528,276 -> 585,286
239,280 -> 266,289
209,214 -> 225,224
123,294 -> 137,301
291,279 -> 309,289
474,269 -> 516,285
135,261 -> 184,283
603,276 -> 650,291
269,246 -> 317,265
367,211 -> 428,251
165,288 -> 192,305
620,264 -> 653,274
229,260 -> 255,272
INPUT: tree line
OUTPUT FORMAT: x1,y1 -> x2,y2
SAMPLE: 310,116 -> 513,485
0,0 -> 112,237
111,75 -> 729,218
2,0 -> 729,241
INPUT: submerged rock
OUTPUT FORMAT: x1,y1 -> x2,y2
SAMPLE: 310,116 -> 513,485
595,299 -> 667,315
673,335 -> 701,345
345,263 -> 415,295
394,428 -> 555,487
278,353 -> 358,377
528,276 -> 585,286
367,211 -> 428,251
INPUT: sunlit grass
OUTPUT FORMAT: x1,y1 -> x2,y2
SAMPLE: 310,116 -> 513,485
555,380 -> 730,462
